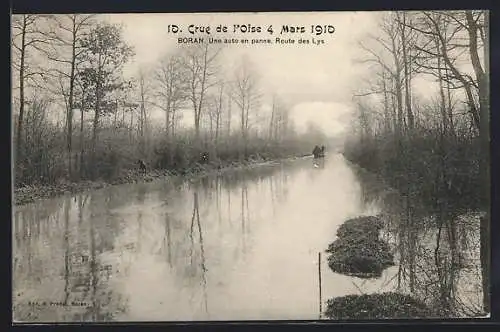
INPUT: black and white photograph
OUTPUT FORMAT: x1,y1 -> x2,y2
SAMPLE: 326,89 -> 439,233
11,10 -> 490,322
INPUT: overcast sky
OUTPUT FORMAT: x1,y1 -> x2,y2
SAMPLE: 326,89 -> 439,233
101,12 -> 387,137
13,12 -> 477,137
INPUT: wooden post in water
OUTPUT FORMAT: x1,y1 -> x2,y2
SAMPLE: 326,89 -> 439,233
318,252 -> 322,319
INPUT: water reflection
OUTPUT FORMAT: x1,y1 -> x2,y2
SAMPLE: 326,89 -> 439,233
13,159 -> 301,322
190,191 -> 208,316
13,155 -> 482,322
351,165 -> 483,317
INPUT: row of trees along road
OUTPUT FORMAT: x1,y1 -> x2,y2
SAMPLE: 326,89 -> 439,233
344,10 -> 489,315
12,15 -> 325,186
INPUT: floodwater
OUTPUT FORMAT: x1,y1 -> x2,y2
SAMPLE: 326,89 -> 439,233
12,154 -> 483,322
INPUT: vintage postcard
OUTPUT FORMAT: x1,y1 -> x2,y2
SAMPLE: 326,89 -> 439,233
11,11 -> 490,322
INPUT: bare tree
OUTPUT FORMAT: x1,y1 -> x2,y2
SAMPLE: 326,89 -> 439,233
464,9 -> 489,314
349,10 -> 489,315
231,55 -> 262,156
269,95 -> 291,142
357,13 -> 406,137
137,69 -> 149,151
407,13 -> 489,311
44,14 -> 95,179
153,53 -> 187,139
12,14 -> 51,175
225,87 -> 233,137
181,42 -> 222,141
353,64 -> 395,133
396,11 -> 417,130
205,80 -> 225,145
411,11 -> 481,132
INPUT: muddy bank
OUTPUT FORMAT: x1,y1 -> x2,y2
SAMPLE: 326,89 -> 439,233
326,216 -> 394,278
14,156 -> 306,206
325,292 -> 436,320
14,169 -> 171,206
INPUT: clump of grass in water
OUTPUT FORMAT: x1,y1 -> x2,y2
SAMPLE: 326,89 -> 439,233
325,293 -> 435,319
326,238 -> 394,278
335,216 -> 384,239
326,216 -> 394,278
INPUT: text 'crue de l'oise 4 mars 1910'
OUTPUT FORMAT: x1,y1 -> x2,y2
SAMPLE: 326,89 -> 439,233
169,24 -> 334,45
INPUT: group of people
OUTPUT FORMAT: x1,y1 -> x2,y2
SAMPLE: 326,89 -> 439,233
312,145 -> 326,159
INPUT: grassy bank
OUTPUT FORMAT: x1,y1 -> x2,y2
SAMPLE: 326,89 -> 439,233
13,119 -> 323,206
326,216 -> 394,278
342,132 -> 483,217
14,154 -> 307,206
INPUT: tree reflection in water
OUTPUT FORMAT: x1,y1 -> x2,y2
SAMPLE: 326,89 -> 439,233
352,165 -> 484,317
241,185 -> 248,255
188,190 -> 209,317
13,158 -> 303,322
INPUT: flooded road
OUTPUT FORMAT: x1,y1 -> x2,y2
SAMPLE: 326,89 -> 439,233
12,154 -> 482,322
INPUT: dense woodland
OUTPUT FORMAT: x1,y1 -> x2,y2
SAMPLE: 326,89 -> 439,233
343,10 -> 490,313
11,15 -> 325,187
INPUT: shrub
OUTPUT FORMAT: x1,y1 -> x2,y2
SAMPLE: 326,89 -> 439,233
335,216 -> 384,239
326,236 -> 394,278
326,216 -> 394,278
324,292 -> 435,319
343,130 -> 482,217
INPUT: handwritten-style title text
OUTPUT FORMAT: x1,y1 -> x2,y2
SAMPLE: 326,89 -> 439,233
167,24 -> 335,36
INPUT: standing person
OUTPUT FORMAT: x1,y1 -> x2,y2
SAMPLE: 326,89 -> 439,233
137,159 -> 147,173
312,145 -> 321,159
320,145 -> 325,158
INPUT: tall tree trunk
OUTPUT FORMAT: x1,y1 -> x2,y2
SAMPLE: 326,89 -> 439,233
395,78 -> 404,135
215,84 -> 223,144
139,73 -> 146,150
194,45 -> 209,142
239,95 -> 246,159
79,90 -> 86,179
215,111 -> 220,142
444,66 -> 455,136
227,97 -> 232,137
269,97 -> 276,140
91,105 -> 99,180
165,102 -> 171,138
16,15 -> 27,180
436,38 -> 448,134
66,17 -> 77,180
390,78 -> 398,134
170,101 -> 176,139
389,29 -> 404,137
400,13 -> 414,130
209,114 -> 214,140
194,110 -> 201,141
91,64 -> 102,179
429,15 -> 480,131
114,100 -> 118,128
467,9 -> 490,314
130,108 -> 134,141
382,71 -> 391,132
